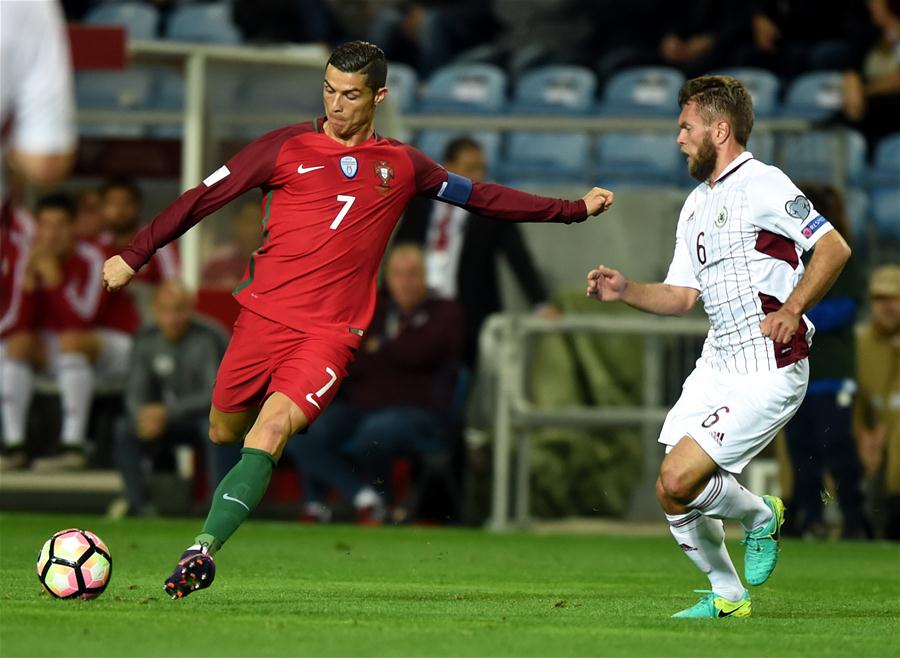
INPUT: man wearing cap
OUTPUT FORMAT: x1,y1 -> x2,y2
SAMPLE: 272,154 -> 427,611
855,264 -> 900,539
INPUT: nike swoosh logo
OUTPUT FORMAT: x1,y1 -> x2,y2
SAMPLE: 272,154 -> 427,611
297,164 -> 325,174
718,603 -> 748,617
222,493 -> 250,511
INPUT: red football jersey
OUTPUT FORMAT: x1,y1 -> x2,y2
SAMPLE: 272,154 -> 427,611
36,240 -> 106,331
0,203 -> 36,337
121,117 -> 586,347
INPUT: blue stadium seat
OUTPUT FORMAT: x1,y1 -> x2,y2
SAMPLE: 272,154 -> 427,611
600,67 -> 684,116
746,132 -> 775,163
780,129 -> 867,185
166,2 -> 241,44
415,130 -> 502,170
499,132 -> 592,181
510,66 -> 597,115
419,64 -> 507,114
716,68 -> 780,117
595,132 -> 682,184
871,132 -> 900,187
386,62 -> 418,113
782,71 -> 843,120
843,187 -> 870,242
86,2 -> 159,40
76,70 -> 154,137
871,188 -> 900,240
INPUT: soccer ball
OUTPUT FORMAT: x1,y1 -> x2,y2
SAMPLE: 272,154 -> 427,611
36,528 -> 112,599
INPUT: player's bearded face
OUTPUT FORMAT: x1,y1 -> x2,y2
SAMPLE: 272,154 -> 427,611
687,130 -> 717,182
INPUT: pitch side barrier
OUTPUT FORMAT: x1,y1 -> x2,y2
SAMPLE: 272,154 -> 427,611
483,312 -> 710,530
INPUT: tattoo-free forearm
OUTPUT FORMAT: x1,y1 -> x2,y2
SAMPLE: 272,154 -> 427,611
783,231 -> 851,315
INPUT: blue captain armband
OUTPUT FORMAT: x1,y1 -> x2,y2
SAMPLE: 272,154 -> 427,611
436,172 -> 473,205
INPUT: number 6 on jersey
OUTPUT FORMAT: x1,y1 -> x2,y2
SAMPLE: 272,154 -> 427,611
331,194 -> 355,230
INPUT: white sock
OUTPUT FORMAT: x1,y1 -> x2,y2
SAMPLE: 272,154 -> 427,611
1,358 -> 34,448
58,353 -> 94,448
689,470 -> 772,532
667,510 -> 745,602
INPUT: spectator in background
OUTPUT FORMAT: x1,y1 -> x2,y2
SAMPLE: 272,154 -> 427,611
232,0 -> 339,45
783,184 -> 867,539
368,1 -> 497,78
73,188 -> 104,241
855,265 -> 900,540
739,0 -> 867,78
200,201 -> 261,290
1,195 -> 132,471
395,136 -> 558,369
97,177 -> 179,330
283,244 -> 464,522
657,1 -> 752,77
113,281 -> 240,517
842,0 -> 900,154
454,0 -> 595,78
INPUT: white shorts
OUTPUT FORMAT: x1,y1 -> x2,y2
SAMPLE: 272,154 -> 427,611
42,329 -> 133,383
658,359 -> 809,473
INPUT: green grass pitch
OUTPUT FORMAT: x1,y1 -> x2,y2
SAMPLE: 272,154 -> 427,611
1,513 -> 898,657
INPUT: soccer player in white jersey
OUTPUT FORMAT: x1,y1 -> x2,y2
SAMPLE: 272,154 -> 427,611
587,76 -> 851,619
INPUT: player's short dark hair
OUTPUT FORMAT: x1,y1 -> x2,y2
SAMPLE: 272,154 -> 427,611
36,193 -> 77,220
100,176 -> 143,203
327,41 -> 387,94
798,182 -> 851,245
678,75 -> 754,147
443,136 -> 482,164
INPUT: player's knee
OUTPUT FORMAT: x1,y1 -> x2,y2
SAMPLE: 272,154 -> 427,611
253,416 -> 292,452
208,422 -> 240,446
659,464 -> 693,503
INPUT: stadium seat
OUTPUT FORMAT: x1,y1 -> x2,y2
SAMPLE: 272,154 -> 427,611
600,67 -> 684,116
415,130 -> 502,170
419,64 -> 507,114
843,187 -> 870,242
870,132 -> 900,188
76,70 -> 154,137
746,131 -> 775,163
780,129 -> 867,185
782,71 -> 843,120
85,2 -> 159,40
165,2 -> 241,44
716,68 -> 780,117
595,132 -> 682,184
499,132 -> 592,182
871,188 -> 900,240
510,65 -> 597,115
385,62 -> 419,113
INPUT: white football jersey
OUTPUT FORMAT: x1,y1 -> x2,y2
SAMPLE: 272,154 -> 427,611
665,151 -> 834,374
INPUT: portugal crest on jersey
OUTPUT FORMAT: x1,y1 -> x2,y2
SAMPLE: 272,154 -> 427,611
374,160 -> 394,194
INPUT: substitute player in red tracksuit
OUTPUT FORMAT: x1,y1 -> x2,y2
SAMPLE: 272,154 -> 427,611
102,41 -> 615,600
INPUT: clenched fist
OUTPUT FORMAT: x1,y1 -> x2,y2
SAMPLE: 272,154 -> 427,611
103,255 -> 135,292
582,187 -> 614,216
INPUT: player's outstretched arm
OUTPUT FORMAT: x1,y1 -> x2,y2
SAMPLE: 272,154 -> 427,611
587,265 -> 699,316
102,255 -> 136,292
760,230 -> 851,344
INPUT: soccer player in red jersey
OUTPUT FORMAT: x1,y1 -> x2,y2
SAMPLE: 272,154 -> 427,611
102,41 -> 614,600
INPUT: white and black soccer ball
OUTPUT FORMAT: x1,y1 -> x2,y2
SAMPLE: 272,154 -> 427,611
36,528 -> 112,599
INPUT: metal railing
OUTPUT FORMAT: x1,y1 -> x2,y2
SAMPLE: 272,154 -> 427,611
484,312 -> 710,530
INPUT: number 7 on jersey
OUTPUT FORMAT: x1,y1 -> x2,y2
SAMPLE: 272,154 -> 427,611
331,194 -> 355,230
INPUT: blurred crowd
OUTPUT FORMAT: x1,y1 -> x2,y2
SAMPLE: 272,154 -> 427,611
60,0 -> 900,153
1,0 -> 897,538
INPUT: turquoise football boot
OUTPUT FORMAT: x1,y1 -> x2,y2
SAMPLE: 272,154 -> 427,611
743,495 -> 785,586
672,589 -> 752,619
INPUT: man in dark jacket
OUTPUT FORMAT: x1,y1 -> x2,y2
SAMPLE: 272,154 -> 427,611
283,244 -> 464,522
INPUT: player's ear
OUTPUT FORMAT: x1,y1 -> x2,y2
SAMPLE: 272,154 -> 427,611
373,87 -> 388,107
715,119 -> 731,145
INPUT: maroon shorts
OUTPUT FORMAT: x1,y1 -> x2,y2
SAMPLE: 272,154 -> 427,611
211,308 -> 355,424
